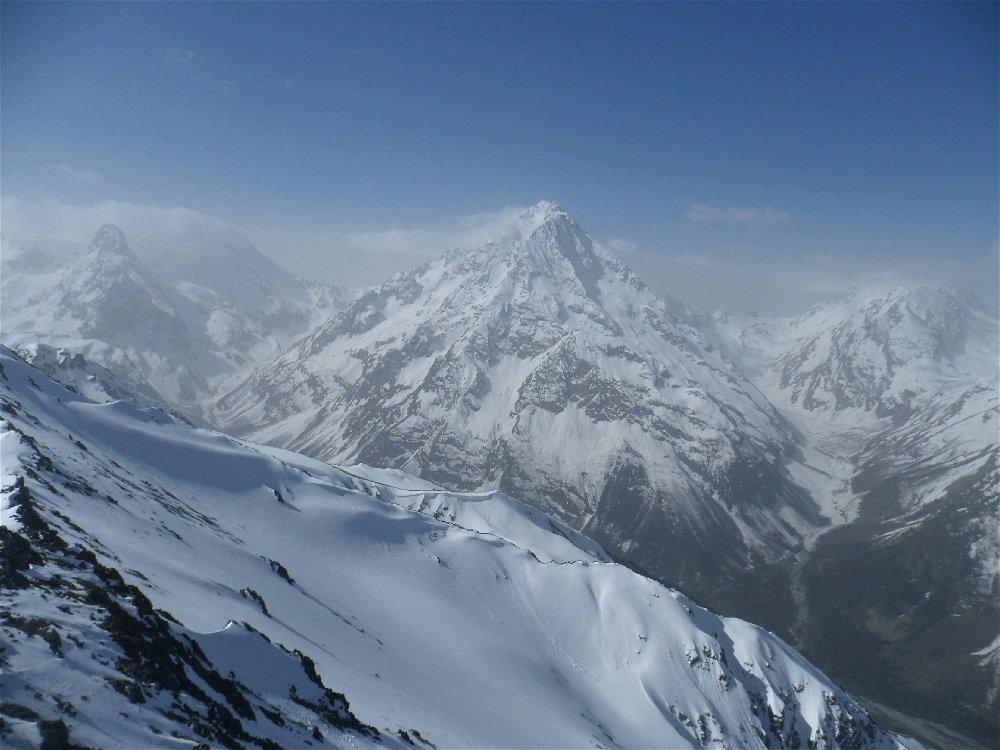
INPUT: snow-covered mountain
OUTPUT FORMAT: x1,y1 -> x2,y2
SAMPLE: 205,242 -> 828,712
4,200 -> 994,747
715,287 -> 999,746
0,346 -> 913,749
722,286 -> 997,421
214,202 -> 826,620
0,222 -> 345,421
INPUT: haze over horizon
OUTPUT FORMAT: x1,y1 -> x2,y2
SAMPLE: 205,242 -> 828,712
2,1 -> 997,314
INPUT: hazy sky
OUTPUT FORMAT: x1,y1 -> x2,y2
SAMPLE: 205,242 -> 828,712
2,1 -> 997,314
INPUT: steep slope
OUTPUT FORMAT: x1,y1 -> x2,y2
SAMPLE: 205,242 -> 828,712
215,201 -> 823,624
0,223 -> 346,420
715,287 -> 999,747
0,347 -> 912,750
800,378 -> 999,745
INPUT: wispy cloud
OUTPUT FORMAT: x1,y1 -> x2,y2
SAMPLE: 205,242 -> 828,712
161,46 -> 236,93
248,207 -> 539,288
686,202 -> 790,226
44,163 -> 104,185
606,237 -> 640,255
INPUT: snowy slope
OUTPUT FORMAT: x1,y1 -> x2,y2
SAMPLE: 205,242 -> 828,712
10,342 -> 168,410
0,347 -> 912,750
0,222 -> 345,420
214,202 -> 824,614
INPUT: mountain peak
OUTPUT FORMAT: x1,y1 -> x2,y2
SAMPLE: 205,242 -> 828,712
89,224 -> 134,258
477,200 -> 577,247
526,199 -> 566,220
518,199 -> 571,232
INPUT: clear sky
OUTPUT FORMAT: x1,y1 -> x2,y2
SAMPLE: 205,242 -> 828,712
2,1 -> 997,313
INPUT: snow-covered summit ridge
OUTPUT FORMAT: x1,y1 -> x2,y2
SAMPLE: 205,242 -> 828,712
0,346 -> 914,749
491,199 -> 571,242
439,201 -> 641,302
788,285 -> 995,365
460,199 -> 630,270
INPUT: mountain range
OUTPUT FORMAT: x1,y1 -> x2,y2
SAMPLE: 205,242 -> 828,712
2,203 -> 996,748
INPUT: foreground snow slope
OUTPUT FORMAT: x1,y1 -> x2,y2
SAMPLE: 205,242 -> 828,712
0,347 -> 909,749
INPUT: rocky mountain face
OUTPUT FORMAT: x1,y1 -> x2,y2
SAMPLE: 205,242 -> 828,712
716,286 -> 999,747
214,202 -> 826,625
0,347 -> 912,749
0,223 -> 345,422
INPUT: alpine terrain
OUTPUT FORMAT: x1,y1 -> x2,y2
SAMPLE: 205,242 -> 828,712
213,203 -> 998,749
214,201 -> 826,626
714,287 -> 999,746
3,202 -> 995,748
0,346 -> 916,749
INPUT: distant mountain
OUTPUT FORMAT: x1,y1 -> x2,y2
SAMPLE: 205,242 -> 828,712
0,223 -> 346,420
120,216 -> 347,367
0,346 -> 912,749
214,201 -> 824,621
724,286 -> 996,420
715,286 -> 999,745
2,224 -> 209,406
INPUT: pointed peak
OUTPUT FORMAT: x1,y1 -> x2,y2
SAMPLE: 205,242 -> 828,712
520,199 -> 570,226
488,200 -> 578,244
90,224 -> 134,257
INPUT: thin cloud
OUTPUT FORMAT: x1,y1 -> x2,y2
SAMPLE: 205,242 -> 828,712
606,237 -> 640,255
44,163 -> 104,185
161,46 -> 236,93
686,202 -> 791,226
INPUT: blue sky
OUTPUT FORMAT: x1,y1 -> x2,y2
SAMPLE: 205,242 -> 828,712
2,1 -> 997,311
